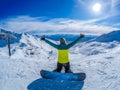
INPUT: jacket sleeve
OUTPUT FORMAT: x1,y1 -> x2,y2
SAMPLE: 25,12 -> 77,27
67,37 -> 82,49
45,39 -> 58,49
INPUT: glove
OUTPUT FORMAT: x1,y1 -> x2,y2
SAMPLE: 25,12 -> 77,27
80,34 -> 85,38
40,37 -> 45,40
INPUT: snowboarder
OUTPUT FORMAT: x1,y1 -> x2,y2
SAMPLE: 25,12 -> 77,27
40,34 -> 85,73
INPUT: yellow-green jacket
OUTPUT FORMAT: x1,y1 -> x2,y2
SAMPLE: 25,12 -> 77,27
45,37 -> 82,64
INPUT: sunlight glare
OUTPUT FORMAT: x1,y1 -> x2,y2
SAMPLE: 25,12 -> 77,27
92,3 -> 101,12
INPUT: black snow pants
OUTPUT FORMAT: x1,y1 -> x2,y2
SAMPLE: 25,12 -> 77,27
53,62 -> 72,73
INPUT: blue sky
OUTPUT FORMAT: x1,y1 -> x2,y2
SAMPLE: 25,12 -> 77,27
0,0 -> 120,35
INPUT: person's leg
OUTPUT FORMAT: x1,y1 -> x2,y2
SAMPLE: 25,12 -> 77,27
64,62 -> 73,73
53,63 -> 63,72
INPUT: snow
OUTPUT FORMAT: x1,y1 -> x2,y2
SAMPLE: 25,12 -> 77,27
93,30 -> 120,42
0,32 -> 120,90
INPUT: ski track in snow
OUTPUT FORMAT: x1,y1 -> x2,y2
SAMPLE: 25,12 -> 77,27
0,34 -> 120,90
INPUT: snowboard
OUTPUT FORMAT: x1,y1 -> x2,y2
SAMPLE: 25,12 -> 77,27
27,78 -> 84,90
27,70 -> 86,90
40,70 -> 86,81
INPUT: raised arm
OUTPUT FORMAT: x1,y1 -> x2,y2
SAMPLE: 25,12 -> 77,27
67,34 -> 84,49
41,37 -> 58,49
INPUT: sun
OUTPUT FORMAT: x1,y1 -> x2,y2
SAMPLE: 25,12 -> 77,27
92,3 -> 101,12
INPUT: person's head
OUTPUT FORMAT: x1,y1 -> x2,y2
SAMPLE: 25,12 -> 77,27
60,38 -> 66,44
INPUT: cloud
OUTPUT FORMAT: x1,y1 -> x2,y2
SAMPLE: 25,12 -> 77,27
111,0 -> 120,7
0,16 -> 119,35
77,0 -> 120,19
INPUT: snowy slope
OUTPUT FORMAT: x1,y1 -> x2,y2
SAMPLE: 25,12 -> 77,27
93,30 -> 120,42
0,31 -> 120,90
0,34 -> 57,90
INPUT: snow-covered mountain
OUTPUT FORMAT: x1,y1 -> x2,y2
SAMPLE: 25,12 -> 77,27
0,29 -> 96,47
39,34 -> 96,42
0,30 -> 120,90
93,30 -> 120,42
0,29 -> 22,47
